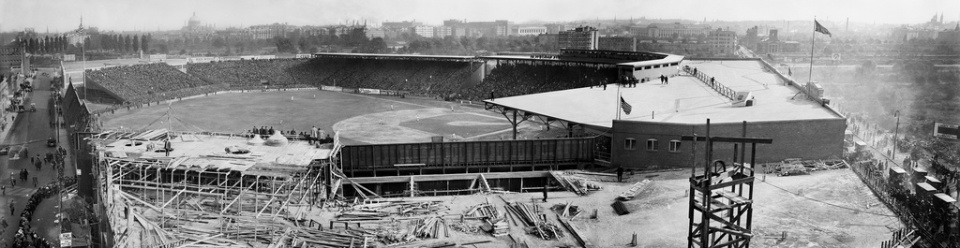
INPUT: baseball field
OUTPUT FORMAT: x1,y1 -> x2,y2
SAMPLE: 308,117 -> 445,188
98,89 -> 531,145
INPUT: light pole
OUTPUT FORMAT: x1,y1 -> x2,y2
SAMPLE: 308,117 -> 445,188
892,110 -> 900,162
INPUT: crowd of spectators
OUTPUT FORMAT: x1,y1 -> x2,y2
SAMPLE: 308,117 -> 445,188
9,177 -> 77,248
89,57 -> 624,105
187,59 -> 310,87
188,58 -> 480,98
84,63 -> 220,104
462,63 -> 619,100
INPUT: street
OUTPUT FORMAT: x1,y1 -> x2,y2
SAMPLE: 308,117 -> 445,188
1,68 -> 74,247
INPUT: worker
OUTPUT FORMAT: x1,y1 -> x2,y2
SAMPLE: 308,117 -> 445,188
542,185 -> 548,202
617,166 -> 625,182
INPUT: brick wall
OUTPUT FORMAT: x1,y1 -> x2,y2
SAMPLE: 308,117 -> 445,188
611,118 -> 846,169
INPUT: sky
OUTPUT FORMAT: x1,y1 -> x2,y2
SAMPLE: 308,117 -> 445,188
1,0 -> 958,32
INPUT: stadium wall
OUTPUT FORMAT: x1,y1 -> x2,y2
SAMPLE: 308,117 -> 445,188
610,118 -> 846,169
340,136 -> 598,176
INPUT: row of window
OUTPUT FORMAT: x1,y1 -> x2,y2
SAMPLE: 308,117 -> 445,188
624,138 -> 680,152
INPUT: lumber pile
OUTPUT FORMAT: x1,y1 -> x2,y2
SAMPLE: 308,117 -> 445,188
450,221 -> 480,233
616,179 -> 652,201
556,213 -> 596,248
293,229 -> 369,247
464,203 -> 501,219
551,203 -> 582,219
502,201 -> 564,240
550,171 -> 601,195
414,216 -> 449,239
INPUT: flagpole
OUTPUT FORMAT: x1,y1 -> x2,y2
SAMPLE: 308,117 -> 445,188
808,18 -> 816,83
615,81 -> 622,120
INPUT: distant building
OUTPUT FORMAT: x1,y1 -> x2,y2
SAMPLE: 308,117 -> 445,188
544,24 -> 568,34
382,21 -> 422,30
435,26 -> 453,38
598,37 -> 637,51
441,19 -> 510,37
415,26 -> 435,38
558,26 -> 599,50
937,24 -> 960,43
755,29 -> 800,54
891,26 -> 941,42
646,22 -> 712,39
250,23 -> 296,40
706,29 -> 737,55
516,26 -> 548,36
0,44 -> 23,74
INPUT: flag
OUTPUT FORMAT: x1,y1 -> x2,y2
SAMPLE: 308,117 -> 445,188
620,97 -> 632,115
814,20 -> 831,37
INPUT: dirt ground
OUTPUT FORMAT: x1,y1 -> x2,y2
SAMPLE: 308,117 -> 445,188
330,168 -> 898,248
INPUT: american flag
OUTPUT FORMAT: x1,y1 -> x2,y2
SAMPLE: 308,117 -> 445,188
620,97 -> 632,115
814,20 -> 831,37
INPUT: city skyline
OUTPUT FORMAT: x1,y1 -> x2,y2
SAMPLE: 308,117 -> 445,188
1,0 -> 958,33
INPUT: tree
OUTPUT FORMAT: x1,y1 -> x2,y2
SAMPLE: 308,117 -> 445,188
275,36 -> 297,53
142,34 -> 151,53
133,35 -> 140,53
124,35 -> 133,53
212,36 -> 226,49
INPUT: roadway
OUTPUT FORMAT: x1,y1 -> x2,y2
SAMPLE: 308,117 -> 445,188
1,68 -> 74,247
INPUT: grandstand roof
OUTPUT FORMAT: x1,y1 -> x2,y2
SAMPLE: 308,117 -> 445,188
313,52 -> 480,62
480,53 -> 684,68
99,130 -> 329,177
483,60 -> 843,128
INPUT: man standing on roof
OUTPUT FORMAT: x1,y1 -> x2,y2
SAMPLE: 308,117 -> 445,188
311,126 -> 318,144
164,139 -> 172,157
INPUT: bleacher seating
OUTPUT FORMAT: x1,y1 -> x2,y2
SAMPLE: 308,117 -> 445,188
84,63 -> 222,104
462,63 -> 619,100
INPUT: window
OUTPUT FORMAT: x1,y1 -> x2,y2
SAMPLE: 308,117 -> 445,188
669,140 -> 681,152
646,139 -> 659,151
625,138 -> 637,150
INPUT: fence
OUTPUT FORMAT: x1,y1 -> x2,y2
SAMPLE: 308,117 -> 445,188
683,66 -> 737,100
848,160 -> 959,247
340,136 -> 598,172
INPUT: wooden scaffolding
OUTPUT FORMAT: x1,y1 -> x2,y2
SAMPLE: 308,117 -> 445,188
683,120 -> 772,248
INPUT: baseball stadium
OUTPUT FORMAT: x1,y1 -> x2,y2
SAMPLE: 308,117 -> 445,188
48,49 -> 954,247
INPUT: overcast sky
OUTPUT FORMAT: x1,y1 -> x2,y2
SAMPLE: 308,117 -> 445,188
1,0 -> 957,32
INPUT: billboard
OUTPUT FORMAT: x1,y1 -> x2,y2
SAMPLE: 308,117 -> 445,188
359,88 -> 381,95
149,54 -> 167,61
63,54 -> 76,61
934,123 -> 959,140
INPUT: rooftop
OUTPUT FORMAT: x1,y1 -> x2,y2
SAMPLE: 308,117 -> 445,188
99,130 -> 330,177
483,60 -> 843,128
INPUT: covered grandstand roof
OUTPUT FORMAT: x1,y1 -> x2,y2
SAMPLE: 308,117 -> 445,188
483,60 -> 844,128
313,52 -> 482,62
481,49 -> 684,68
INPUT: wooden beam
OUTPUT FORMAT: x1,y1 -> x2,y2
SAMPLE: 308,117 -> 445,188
159,188 -> 187,209
344,171 -> 551,184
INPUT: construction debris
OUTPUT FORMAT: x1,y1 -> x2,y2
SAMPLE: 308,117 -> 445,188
502,200 -> 564,240
464,203 -> 501,219
414,216 -> 449,239
616,179 -> 652,201
551,203 -> 582,219
557,213 -> 596,248
611,200 -> 630,215
550,171 -> 603,196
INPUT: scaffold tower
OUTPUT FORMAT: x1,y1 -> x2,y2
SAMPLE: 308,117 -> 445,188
683,120 -> 772,248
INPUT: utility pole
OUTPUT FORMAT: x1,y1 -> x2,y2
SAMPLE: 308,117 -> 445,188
892,110 -> 900,161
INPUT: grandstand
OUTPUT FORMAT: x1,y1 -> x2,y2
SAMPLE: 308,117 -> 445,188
83,63 -> 225,104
